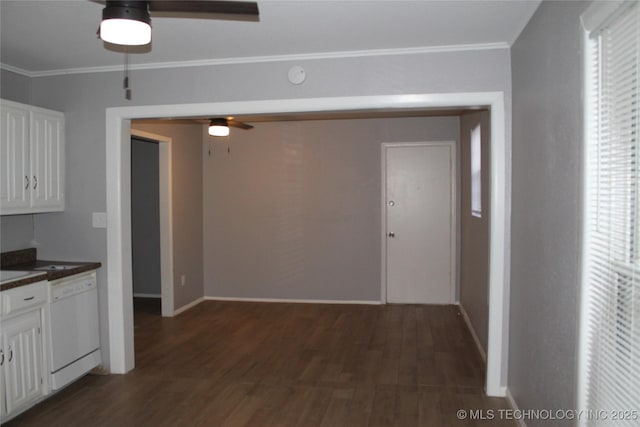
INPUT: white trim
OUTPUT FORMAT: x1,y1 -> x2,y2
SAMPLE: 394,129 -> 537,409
105,93 -> 509,398
158,140 -> 174,317
205,296 -> 383,305
486,92 -> 508,397
380,141 -> 457,305
106,113 -> 133,375
130,129 -> 175,318
380,144 -> 387,304
459,303 -> 487,363
580,0 -> 627,35
578,20 -> 592,426
173,297 -> 205,316
0,63 -> 33,77
1,42 -> 509,78
132,293 -> 160,299
505,389 -> 527,427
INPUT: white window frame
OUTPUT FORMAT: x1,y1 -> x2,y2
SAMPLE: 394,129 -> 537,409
470,123 -> 482,218
579,1 -> 640,424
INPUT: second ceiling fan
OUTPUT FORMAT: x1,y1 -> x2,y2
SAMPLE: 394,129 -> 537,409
208,117 -> 254,136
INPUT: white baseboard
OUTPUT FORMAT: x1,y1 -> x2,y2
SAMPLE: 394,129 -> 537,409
505,388 -> 527,427
204,296 -> 383,305
133,293 -> 161,299
458,303 -> 487,363
173,297 -> 205,316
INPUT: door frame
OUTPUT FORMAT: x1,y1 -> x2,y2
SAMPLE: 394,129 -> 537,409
381,141 -> 457,305
130,129 -> 174,318
105,92 -> 509,397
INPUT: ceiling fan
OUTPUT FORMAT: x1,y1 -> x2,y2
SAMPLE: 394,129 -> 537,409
208,117 -> 254,136
98,1 -> 260,46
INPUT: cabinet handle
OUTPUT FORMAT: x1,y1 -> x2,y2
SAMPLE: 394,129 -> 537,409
33,175 -> 38,189
23,296 -> 35,301
25,175 -> 30,190
8,346 -> 13,363
0,349 -> 3,366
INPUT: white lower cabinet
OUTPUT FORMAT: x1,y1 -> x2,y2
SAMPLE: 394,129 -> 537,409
3,311 -> 44,414
0,338 -> 5,420
0,281 -> 48,422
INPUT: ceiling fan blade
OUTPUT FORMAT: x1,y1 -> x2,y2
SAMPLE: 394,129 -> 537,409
227,119 -> 254,130
148,1 -> 259,16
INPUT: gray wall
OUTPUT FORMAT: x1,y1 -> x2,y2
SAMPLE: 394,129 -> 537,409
204,117 -> 459,301
459,110 -> 490,355
25,47 -> 511,368
0,214 -> 35,252
131,122 -> 204,310
0,69 -> 35,252
1,69 -> 31,103
509,1 -> 587,422
131,137 -> 161,297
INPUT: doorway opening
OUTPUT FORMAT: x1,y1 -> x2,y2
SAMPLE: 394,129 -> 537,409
105,93 -> 509,397
130,129 -> 174,318
131,135 -> 162,324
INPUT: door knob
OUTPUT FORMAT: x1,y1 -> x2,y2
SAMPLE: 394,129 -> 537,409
388,200 -> 395,207
388,232 -> 395,238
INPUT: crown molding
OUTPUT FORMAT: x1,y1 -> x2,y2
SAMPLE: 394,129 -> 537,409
0,63 -> 33,77
2,42 -> 509,78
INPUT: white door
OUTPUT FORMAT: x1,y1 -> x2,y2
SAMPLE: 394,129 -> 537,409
384,142 -> 455,304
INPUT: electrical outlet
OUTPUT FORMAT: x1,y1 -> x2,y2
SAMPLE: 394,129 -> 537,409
181,274 -> 186,286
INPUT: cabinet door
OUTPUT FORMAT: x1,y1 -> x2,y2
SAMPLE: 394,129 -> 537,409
0,103 -> 30,213
0,335 -> 6,420
3,310 -> 44,415
30,110 -> 65,211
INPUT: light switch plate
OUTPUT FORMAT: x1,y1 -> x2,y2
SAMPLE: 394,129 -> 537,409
92,212 -> 107,228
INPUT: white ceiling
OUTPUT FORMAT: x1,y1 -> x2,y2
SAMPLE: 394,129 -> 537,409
0,0 -> 541,77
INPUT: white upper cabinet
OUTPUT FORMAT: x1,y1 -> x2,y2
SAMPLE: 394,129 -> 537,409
0,100 -> 65,215
0,103 -> 30,211
30,110 -> 65,210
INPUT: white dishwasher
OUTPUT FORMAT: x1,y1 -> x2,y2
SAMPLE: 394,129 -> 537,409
48,271 -> 101,390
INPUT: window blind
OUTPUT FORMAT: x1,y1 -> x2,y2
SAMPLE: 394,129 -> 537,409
581,2 -> 640,425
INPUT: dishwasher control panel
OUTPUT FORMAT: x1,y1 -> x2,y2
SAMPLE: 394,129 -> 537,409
49,271 -> 97,302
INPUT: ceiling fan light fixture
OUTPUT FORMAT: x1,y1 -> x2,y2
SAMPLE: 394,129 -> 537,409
100,2 -> 152,46
208,119 -> 230,137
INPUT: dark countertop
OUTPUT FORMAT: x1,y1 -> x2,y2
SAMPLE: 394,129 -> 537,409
0,271 -> 48,291
1,248 -> 101,291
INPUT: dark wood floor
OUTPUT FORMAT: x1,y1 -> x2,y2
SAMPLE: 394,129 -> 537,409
7,301 -> 514,426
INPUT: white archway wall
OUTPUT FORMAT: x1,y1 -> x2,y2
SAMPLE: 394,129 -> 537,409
105,93 -> 509,396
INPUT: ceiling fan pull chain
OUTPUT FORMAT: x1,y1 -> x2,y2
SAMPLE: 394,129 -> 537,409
124,49 -> 131,100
